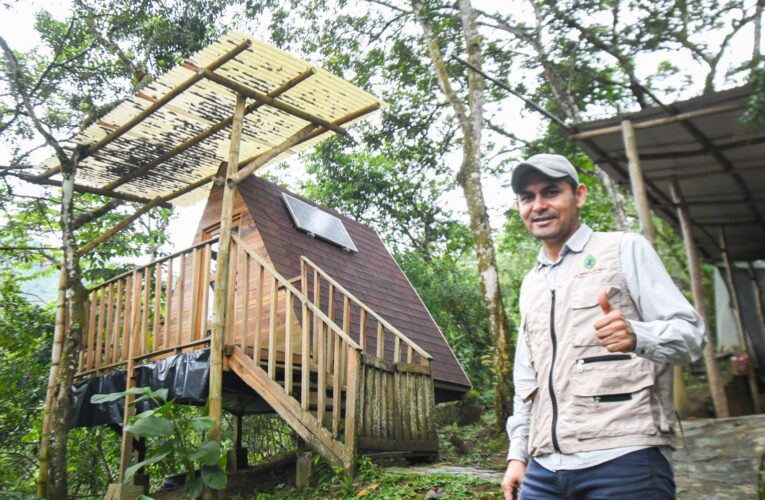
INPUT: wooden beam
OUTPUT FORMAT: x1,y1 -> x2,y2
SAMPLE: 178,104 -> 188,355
720,227 -> 763,413
650,164 -> 765,183
572,103 -> 743,140
77,173 -> 216,257
103,67 -> 316,191
233,102 -> 381,184
621,120 -> 656,245
36,40 -> 252,179
15,173 -> 168,207
202,68 -> 350,137
671,181 -> 729,417
208,93 -> 247,446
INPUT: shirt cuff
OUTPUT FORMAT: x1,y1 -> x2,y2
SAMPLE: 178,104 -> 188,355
507,440 -> 529,463
631,320 -> 658,359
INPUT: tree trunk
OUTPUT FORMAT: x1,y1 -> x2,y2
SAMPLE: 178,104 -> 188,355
412,0 -> 515,423
46,146 -> 88,498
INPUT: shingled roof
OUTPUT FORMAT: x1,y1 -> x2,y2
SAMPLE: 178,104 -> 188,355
236,175 -> 471,394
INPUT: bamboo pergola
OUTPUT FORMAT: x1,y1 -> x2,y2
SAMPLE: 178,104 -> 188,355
37,31 -> 384,497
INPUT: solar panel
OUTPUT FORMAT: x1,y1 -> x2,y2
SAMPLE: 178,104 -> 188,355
282,193 -> 358,252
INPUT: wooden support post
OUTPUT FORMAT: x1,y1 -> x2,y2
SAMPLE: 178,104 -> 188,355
208,93 -> 246,447
671,181 -> 729,417
621,120 -> 690,417
343,348 -> 363,473
621,120 -> 656,244
720,227 -> 763,413
748,262 -> 765,334
118,273 -> 140,482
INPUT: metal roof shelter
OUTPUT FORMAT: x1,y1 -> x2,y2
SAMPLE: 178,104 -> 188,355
32,31 -> 383,208
570,83 -> 765,417
570,84 -> 764,263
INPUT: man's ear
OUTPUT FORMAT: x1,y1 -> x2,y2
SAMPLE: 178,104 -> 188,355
575,183 -> 587,208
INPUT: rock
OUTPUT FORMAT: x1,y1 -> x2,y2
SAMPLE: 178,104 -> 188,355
449,433 -> 471,455
436,401 -> 461,426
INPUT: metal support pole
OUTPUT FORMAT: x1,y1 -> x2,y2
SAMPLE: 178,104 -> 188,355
209,93 -> 246,444
720,227 -> 762,413
671,181 -> 729,417
621,120 -> 690,417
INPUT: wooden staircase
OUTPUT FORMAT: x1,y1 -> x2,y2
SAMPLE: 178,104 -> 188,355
75,234 -> 438,474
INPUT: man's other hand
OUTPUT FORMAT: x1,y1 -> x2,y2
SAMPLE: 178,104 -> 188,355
593,290 -> 637,353
501,460 -> 527,500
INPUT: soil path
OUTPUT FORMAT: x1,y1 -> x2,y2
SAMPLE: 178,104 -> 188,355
388,414 -> 765,499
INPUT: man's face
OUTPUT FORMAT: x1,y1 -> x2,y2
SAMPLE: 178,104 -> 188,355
516,172 -> 587,247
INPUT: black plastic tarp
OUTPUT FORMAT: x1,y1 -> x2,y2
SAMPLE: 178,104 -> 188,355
68,349 -> 273,429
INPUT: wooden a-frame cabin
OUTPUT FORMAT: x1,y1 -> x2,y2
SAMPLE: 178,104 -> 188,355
36,33 -> 470,496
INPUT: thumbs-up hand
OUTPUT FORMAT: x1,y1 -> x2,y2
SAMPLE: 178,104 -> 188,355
593,290 -> 637,353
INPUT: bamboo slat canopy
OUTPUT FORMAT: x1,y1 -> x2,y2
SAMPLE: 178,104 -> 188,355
36,32 -> 384,206
571,84 -> 765,262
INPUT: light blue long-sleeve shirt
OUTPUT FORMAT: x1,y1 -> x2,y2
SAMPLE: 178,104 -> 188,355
506,224 -> 705,470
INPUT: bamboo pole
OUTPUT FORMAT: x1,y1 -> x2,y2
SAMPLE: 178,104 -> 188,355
37,267 -> 66,498
208,93 -> 246,445
202,69 -> 349,136
720,227 -> 763,413
671,181 -> 729,417
622,120 -> 690,417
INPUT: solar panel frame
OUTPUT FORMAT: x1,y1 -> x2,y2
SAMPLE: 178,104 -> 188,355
282,193 -> 358,253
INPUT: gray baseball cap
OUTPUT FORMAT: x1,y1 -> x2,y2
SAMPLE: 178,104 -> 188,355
511,153 -> 579,193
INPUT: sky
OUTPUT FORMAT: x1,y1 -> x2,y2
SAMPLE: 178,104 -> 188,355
0,0 -> 761,254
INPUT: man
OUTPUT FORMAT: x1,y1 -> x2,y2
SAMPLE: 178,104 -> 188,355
501,154 -> 705,500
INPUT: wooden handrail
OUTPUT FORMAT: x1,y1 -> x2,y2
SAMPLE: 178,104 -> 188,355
300,256 -> 432,361
88,237 -> 220,292
231,235 -> 362,351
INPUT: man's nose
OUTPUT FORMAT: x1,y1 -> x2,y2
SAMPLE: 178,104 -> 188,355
531,195 -> 548,211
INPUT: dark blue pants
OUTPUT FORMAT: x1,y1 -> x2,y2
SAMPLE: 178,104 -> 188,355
519,448 -> 675,500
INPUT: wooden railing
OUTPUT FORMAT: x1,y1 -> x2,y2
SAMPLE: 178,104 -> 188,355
300,256 -> 432,366
75,235 -> 437,468
76,238 -> 218,378
227,234 -> 364,468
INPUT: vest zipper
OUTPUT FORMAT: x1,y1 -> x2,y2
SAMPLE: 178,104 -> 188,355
549,289 -> 561,453
575,354 -> 632,372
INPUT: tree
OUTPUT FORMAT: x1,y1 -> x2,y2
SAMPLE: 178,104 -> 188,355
0,1 -> 233,495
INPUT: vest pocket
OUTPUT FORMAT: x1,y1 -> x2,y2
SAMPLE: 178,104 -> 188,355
570,368 -> 657,440
570,285 -> 622,347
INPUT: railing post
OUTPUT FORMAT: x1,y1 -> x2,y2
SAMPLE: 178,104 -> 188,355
343,348 -> 363,473
209,93 -> 246,449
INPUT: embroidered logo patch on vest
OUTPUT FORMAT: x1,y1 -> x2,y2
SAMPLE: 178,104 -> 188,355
584,254 -> 597,269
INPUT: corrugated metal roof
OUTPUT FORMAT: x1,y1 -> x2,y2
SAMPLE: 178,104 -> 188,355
38,32 -> 384,206
573,84 -> 765,262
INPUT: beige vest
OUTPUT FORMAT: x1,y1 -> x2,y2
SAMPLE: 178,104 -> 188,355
521,231 -> 675,457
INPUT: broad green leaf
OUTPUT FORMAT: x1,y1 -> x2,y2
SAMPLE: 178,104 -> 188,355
123,450 -> 171,483
125,416 -> 173,437
188,440 -> 220,466
90,392 -> 126,404
185,476 -> 204,499
201,464 -> 227,490
190,416 -> 213,431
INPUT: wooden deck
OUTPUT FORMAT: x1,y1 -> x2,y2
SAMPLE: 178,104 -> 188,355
75,235 -> 438,472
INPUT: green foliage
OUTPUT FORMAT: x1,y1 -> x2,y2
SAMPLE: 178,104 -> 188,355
0,278 -> 54,493
91,387 -> 227,497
